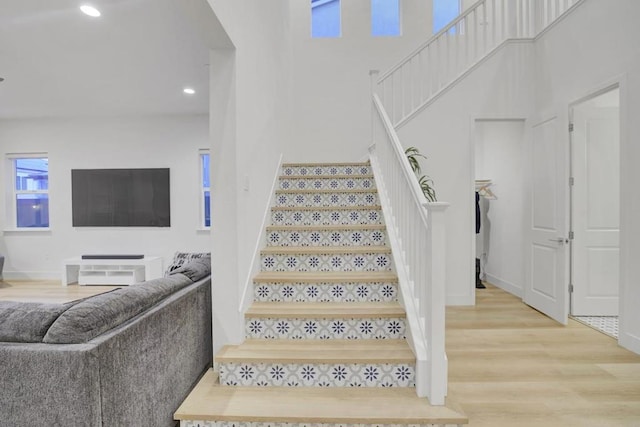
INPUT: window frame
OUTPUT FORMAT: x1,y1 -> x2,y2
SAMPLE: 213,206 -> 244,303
199,149 -> 211,230
6,153 -> 50,230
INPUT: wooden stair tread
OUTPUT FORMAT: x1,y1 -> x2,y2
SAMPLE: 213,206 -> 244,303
217,339 -> 415,363
175,370 -> 468,424
254,271 -> 398,283
261,245 -> 391,255
272,205 -> 381,211
246,302 -> 405,318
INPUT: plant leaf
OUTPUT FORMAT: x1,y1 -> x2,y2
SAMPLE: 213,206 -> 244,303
419,175 -> 437,202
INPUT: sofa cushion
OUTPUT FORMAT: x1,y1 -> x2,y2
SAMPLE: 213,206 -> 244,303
167,257 -> 211,282
165,251 -> 210,276
43,274 -> 192,344
0,301 -> 73,343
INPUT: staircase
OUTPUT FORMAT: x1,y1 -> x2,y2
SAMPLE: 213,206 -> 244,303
175,162 -> 467,427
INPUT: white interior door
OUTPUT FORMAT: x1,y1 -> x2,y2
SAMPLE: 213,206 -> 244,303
524,114 -> 569,324
571,100 -> 620,316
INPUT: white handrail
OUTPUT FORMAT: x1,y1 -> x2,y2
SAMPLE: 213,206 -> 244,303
377,0 -> 584,127
369,93 -> 450,405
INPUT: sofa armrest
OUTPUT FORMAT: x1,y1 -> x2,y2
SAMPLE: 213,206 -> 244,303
0,342 -> 102,426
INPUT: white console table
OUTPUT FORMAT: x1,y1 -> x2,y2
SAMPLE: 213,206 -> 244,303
62,257 -> 163,286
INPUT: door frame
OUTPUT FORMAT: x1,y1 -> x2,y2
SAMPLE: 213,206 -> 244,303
568,84 -> 621,317
469,116 -> 528,302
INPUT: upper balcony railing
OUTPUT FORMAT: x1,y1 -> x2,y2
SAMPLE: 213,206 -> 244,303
377,0 -> 583,127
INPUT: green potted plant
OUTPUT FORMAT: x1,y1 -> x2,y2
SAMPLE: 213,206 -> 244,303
405,147 -> 437,202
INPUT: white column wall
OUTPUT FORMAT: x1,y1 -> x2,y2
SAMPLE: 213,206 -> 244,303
287,0 -> 433,162
207,0 -> 292,353
530,0 -> 640,353
0,115 -> 211,279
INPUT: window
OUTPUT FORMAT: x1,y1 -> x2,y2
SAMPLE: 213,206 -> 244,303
433,0 -> 460,33
11,155 -> 49,228
200,150 -> 211,228
311,0 -> 341,38
371,0 -> 400,37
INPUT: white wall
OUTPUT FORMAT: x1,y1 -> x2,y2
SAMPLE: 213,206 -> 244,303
475,120 -> 526,297
397,42 -> 535,305
0,115 -> 211,278
530,0 -> 640,353
206,0 -> 292,353
287,0 -> 433,162
395,0 -> 640,351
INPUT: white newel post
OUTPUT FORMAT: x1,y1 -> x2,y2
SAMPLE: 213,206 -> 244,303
424,201 -> 450,405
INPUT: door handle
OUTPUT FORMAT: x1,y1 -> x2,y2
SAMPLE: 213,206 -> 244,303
548,237 -> 568,244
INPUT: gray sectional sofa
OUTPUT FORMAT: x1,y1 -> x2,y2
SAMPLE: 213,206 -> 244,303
0,258 -> 212,427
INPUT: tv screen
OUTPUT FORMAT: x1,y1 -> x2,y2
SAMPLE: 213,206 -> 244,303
72,168 -> 170,227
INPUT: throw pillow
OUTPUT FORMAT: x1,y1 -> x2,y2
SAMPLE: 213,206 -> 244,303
165,251 -> 211,276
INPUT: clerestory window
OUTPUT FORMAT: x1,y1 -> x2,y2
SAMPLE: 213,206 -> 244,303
371,0 -> 400,37
311,0 -> 341,38
433,0 -> 460,33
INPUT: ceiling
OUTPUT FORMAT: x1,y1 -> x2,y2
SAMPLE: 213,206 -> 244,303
0,0 -> 211,119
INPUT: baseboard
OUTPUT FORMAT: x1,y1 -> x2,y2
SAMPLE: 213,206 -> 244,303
619,331 -> 640,355
485,273 -> 523,298
2,271 -> 59,281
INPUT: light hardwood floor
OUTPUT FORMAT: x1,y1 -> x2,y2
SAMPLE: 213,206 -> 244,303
0,279 -> 119,303
2,280 -> 639,425
446,283 -> 640,426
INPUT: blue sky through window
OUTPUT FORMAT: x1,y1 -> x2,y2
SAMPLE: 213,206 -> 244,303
433,0 -> 460,33
372,0 -> 400,37
311,0 -> 341,38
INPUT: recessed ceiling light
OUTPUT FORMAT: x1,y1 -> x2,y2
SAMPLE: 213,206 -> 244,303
80,5 -> 101,17
183,88 -> 196,95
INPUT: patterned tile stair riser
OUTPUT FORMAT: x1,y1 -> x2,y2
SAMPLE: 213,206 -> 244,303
218,362 -> 416,387
254,282 -> 398,303
271,208 -> 384,226
266,228 -> 387,247
282,164 -> 372,176
279,177 -> 375,191
275,191 -> 380,208
260,252 -> 393,273
245,317 -> 406,340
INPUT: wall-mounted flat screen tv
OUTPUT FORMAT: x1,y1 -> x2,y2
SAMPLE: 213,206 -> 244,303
72,168 -> 170,227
